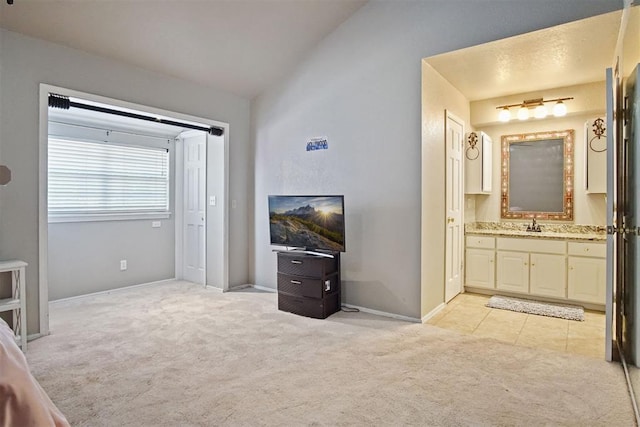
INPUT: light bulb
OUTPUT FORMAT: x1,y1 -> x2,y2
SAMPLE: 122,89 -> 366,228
517,106 -> 529,121
498,108 -> 511,122
534,104 -> 547,119
553,101 -> 567,117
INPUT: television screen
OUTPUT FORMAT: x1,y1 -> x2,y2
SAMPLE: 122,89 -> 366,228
268,195 -> 345,252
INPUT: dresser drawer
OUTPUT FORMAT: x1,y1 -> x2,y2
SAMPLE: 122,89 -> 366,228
277,253 -> 338,277
277,273 -> 337,299
466,235 -> 495,249
278,292 -> 340,319
568,242 -> 606,258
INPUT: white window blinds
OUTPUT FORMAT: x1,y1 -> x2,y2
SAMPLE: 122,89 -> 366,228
48,138 -> 169,220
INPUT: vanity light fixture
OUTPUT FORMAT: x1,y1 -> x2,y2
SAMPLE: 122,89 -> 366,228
498,107 -> 511,122
534,104 -> 548,119
553,100 -> 567,117
517,106 -> 530,121
496,97 -> 573,122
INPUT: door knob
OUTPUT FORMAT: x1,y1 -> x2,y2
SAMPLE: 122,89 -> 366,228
447,217 -> 454,223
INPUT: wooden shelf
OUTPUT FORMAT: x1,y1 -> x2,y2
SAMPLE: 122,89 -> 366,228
0,260 -> 27,352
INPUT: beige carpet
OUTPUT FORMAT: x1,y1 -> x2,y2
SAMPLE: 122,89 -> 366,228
27,281 -> 633,426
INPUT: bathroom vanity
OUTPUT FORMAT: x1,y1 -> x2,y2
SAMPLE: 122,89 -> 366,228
464,224 -> 606,308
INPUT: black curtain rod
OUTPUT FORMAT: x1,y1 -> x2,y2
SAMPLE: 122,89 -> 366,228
48,93 -> 224,137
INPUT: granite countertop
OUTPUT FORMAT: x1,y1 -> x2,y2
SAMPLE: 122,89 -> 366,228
465,222 -> 606,242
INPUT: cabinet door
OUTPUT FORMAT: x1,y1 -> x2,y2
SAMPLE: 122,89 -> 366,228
465,249 -> 495,289
496,251 -> 529,293
568,256 -> 606,304
530,253 -> 566,298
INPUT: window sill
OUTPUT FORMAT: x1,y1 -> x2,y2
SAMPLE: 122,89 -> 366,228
48,212 -> 172,223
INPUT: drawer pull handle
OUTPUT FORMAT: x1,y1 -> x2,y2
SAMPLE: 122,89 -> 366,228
291,260 -> 303,265
290,280 -> 302,285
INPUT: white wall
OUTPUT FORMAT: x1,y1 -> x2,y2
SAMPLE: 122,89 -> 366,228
469,82 -> 608,225
251,0 -> 622,319
0,29 -> 251,334
421,63 -> 471,317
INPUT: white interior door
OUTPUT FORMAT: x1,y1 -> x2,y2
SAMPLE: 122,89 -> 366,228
183,133 -> 206,285
445,111 -> 464,302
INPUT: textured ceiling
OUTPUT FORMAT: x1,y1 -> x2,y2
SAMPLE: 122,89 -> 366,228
426,10 -> 622,101
0,0 -> 367,99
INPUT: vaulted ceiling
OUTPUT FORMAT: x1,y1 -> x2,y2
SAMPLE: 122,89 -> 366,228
0,2 -> 626,103
0,0 -> 367,99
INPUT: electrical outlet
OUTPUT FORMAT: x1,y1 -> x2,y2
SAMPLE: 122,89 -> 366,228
120,260 -> 127,271
152,221 -> 161,228
232,199 -> 237,209
209,196 -> 216,206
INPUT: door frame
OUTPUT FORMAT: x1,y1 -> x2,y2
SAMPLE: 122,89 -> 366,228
38,84 -> 230,336
444,110 -> 465,302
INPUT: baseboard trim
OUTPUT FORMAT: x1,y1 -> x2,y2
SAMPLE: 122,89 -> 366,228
421,303 -> 446,323
228,284 -> 252,291
252,285 -> 277,293
27,332 -> 45,342
204,284 -> 223,293
341,304 -> 421,323
250,285 -> 418,322
50,278 -> 178,304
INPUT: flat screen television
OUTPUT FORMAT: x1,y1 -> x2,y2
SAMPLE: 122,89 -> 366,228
268,195 -> 345,253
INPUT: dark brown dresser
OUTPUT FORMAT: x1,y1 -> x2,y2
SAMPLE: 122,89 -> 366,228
276,251 -> 341,319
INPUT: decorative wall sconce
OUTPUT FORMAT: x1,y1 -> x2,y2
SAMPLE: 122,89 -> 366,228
496,97 -> 573,122
466,132 -> 479,160
0,165 -> 11,186
588,117 -> 606,153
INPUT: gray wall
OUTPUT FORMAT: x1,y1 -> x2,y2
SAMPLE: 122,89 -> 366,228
251,0 -> 622,319
48,220 -> 176,300
0,29 -> 251,333
46,121 -> 178,301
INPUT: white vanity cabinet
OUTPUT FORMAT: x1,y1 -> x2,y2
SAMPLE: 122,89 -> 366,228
496,237 -> 566,297
465,236 -> 495,289
464,234 -> 605,307
465,131 -> 492,194
567,242 -> 606,304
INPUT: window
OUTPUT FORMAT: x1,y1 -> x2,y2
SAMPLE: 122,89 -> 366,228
48,138 -> 170,221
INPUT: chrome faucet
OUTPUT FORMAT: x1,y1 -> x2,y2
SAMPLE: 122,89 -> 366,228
526,218 -> 541,232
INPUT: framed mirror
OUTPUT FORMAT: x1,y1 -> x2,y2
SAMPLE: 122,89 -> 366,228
501,129 -> 574,221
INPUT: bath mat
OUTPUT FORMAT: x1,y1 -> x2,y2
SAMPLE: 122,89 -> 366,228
486,295 -> 584,321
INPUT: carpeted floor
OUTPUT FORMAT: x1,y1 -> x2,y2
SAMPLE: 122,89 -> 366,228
27,281 -> 634,426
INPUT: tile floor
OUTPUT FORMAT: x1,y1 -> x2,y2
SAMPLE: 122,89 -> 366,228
427,292 -> 605,359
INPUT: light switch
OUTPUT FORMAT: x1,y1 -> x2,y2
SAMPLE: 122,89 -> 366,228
152,221 -> 161,228
209,196 -> 216,206
232,199 -> 237,209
